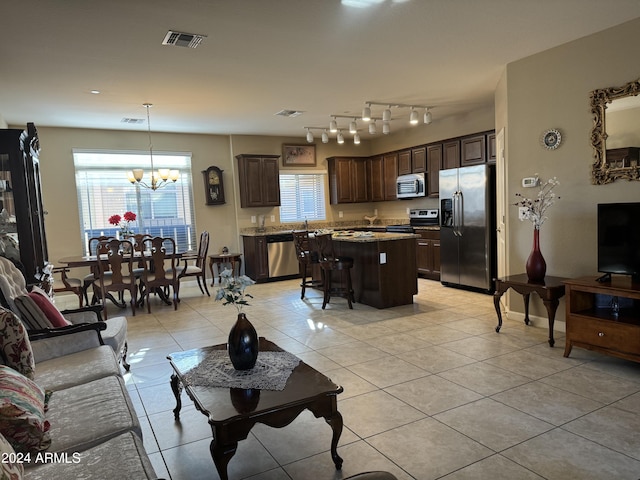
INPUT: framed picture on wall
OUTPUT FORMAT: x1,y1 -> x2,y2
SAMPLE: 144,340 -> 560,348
282,144 -> 316,166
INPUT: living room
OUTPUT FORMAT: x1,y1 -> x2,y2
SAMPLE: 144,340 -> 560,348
1,2 -> 640,479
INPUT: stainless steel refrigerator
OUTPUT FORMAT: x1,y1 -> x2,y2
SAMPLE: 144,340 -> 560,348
439,164 -> 496,292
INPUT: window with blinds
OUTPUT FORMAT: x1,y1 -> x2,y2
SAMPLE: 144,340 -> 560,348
73,150 -> 197,254
279,173 -> 326,223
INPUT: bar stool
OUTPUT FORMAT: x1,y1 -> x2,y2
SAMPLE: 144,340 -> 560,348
314,233 -> 354,309
292,230 -> 320,299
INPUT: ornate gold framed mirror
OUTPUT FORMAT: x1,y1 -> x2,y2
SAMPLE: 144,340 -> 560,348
590,77 -> 640,184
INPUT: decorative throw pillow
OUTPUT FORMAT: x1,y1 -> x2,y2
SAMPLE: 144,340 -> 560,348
12,296 -> 52,331
0,365 -> 51,454
27,293 -> 70,328
0,432 -> 24,479
0,308 -> 35,380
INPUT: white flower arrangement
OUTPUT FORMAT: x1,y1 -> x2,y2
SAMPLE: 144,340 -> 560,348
214,268 -> 255,313
514,175 -> 560,230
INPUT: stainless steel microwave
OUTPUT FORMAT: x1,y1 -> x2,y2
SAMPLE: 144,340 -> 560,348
396,173 -> 426,199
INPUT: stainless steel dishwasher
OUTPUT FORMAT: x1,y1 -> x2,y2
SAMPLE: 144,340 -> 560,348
266,233 -> 300,279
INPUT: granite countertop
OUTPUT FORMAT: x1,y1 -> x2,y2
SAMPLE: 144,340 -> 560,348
240,220 -> 439,237
329,231 -> 419,242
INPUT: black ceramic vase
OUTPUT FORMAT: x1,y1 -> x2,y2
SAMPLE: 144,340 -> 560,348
228,312 -> 259,370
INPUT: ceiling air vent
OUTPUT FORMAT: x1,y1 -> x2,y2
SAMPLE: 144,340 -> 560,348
121,118 -> 145,124
162,30 -> 207,48
274,109 -> 304,118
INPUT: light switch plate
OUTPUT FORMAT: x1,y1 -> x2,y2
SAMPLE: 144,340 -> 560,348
270,215 -> 275,222
251,216 -> 256,223
339,211 -> 343,218
379,252 -> 387,264
519,207 -> 528,220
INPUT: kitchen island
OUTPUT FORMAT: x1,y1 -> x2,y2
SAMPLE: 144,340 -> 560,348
330,232 -> 418,309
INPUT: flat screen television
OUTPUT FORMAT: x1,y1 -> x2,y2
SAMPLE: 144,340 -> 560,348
597,202 -> 640,281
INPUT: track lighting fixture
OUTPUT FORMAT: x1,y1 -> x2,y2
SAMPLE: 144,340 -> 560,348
382,106 -> 392,122
349,119 -> 357,134
409,107 -> 419,125
322,130 -> 329,143
337,130 -> 344,144
364,101 -> 433,126
362,103 -> 371,121
354,132 -> 361,145
369,120 -> 377,135
329,117 -> 338,133
382,122 -> 390,135
306,128 -> 314,143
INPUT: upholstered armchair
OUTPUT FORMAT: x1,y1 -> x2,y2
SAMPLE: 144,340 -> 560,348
0,256 -> 130,371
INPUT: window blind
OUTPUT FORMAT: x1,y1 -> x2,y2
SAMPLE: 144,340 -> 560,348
73,150 -> 197,254
279,173 -> 326,223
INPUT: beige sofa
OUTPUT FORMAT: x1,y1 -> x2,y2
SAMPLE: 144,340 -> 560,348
0,308 -> 161,479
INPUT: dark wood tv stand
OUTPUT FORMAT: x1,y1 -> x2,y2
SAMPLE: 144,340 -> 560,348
564,276 -> 640,363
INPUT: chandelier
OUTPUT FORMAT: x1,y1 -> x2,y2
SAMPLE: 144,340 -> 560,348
127,103 -> 179,190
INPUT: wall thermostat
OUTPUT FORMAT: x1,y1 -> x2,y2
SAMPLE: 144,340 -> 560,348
522,177 -> 539,188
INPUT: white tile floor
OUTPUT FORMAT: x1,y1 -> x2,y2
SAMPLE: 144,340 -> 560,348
58,278 -> 640,480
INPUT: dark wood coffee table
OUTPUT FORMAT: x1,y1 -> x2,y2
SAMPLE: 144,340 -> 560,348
167,338 -> 344,480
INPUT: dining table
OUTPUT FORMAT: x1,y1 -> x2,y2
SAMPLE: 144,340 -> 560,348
58,251 -> 185,308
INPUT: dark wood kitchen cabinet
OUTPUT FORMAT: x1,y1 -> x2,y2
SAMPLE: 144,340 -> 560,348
488,132 -> 497,163
398,150 -> 412,175
383,152 -> 398,200
411,146 -> 427,173
426,144 -> 442,197
416,230 -> 440,280
242,235 -> 269,282
0,123 -> 50,288
443,140 -> 460,170
236,154 -> 281,208
327,156 -> 368,204
367,155 -> 385,202
461,134 -> 487,166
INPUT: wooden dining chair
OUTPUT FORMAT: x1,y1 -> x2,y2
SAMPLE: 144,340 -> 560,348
139,236 -> 179,313
178,231 -> 210,297
83,235 -> 113,305
314,233 -> 355,309
95,238 -> 137,319
52,266 -> 85,308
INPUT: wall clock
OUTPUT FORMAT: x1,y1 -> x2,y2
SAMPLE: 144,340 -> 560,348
541,129 -> 562,150
203,166 -> 225,205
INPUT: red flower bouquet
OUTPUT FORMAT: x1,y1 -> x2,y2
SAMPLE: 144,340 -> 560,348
108,211 -> 137,236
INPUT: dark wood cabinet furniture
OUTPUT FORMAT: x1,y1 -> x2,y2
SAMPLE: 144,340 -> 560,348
564,276 -> 640,363
327,157 -> 368,204
208,253 -> 242,286
242,235 -> 269,282
383,152 -> 398,200
236,154 -> 281,208
443,140 -> 461,169
397,149 -> 412,175
411,146 -> 427,173
416,230 -> 440,280
461,134 -> 487,166
167,338 -> 344,480
426,144 -> 442,197
605,147 -> 639,169
367,155 -> 385,202
493,274 -> 568,347
0,123 -> 50,287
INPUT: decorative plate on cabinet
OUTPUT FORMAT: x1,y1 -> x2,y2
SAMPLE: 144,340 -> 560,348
541,129 -> 562,150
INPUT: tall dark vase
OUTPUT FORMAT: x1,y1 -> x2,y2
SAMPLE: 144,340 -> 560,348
228,312 -> 258,370
526,228 -> 546,282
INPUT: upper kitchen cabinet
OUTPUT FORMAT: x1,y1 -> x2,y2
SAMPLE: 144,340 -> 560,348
383,152 -> 398,200
0,123 -> 50,287
411,146 -> 427,173
367,155 -> 385,202
461,134 -> 487,166
397,150 -> 412,175
236,154 -> 281,208
443,140 -> 460,170
426,143 -> 442,197
327,157 -> 368,204
487,132 -> 497,163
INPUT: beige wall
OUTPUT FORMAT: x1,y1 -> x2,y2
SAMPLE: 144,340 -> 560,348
503,17 -> 640,320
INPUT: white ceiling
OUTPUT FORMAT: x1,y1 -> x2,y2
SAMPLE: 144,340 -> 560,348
2,0 -> 640,139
